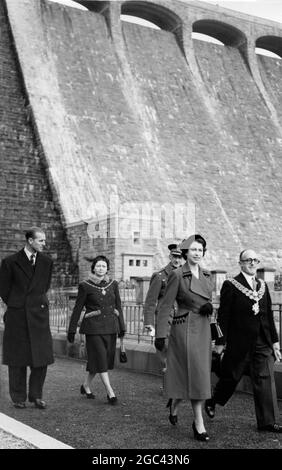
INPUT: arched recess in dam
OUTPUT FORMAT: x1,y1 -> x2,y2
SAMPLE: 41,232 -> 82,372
192,19 -> 246,47
256,35 -> 282,58
121,0 -> 182,32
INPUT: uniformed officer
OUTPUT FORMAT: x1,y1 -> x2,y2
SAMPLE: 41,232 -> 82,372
143,244 -> 183,372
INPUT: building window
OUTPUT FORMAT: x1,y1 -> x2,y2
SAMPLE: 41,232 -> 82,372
143,260 -> 148,267
136,259 -> 141,266
129,259 -> 134,266
133,231 -> 141,245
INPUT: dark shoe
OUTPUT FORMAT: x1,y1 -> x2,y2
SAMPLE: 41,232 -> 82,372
80,384 -> 95,399
33,399 -> 46,409
192,421 -> 210,442
205,399 -> 215,419
258,424 -> 282,433
166,398 -> 178,425
107,394 -> 118,405
13,402 -> 26,409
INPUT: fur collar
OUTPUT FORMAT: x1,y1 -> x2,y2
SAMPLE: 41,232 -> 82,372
88,273 -> 110,284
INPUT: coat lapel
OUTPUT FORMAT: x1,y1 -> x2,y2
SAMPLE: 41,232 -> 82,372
235,272 -> 260,303
190,269 -> 211,299
15,249 -> 34,280
182,263 -> 211,299
236,272 -> 253,290
255,278 -> 261,291
164,263 -> 173,276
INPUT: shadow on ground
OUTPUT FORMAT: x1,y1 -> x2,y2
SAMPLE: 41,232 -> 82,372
0,356 -> 282,450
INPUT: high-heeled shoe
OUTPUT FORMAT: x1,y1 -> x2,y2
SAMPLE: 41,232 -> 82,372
192,421 -> 210,442
107,394 -> 118,405
166,399 -> 178,425
80,384 -> 95,399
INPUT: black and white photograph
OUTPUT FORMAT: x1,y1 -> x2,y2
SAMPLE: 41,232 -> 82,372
0,0 -> 282,462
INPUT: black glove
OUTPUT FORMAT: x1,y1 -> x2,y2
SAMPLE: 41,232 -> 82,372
199,302 -> 213,316
67,332 -> 75,343
154,337 -> 165,352
118,331 -> 125,339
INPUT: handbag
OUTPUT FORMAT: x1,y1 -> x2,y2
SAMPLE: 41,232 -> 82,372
210,321 -> 223,342
119,340 -> 128,363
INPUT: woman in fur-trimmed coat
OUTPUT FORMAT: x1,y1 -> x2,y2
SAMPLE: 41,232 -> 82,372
67,255 -> 126,405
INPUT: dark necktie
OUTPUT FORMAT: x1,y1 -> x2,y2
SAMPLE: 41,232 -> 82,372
30,254 -> 35,267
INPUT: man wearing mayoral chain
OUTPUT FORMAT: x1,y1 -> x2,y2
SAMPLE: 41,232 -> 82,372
205,249 -> 282,433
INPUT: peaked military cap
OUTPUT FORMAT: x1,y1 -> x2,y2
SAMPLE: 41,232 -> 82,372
167,243 -> 182,256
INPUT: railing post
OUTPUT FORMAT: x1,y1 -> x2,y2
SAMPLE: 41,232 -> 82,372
256,267 -> 276,291
137,305 -> 140,343
210,270 -> 227,299
134,277 -> 151,304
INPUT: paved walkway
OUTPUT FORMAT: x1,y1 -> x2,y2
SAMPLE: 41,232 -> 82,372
0,355 -> 282,451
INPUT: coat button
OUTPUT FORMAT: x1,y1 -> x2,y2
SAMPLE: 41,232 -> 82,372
41,304 -> 45,308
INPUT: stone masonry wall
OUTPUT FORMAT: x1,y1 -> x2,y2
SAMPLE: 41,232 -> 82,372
66,222 -> 116,281
2,0 -> 282,279
0,0 -> 78,287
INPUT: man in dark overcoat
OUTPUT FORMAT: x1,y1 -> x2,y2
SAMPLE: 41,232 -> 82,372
205,249 -> 282,432
143,244 -> 182,372
0,227 -> 54,409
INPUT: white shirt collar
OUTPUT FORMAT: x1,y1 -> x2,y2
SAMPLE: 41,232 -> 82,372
241,271 -> 256,289
24,247 -> 37,261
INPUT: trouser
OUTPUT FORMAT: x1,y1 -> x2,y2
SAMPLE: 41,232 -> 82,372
213,344 -> 279,428
8,365 -> 47,403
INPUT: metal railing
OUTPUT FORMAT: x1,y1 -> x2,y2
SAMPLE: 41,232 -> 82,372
47,291 -> 152,343
50,296 -> 152,342
118,280 -> 137,303
0,295 -> 281,348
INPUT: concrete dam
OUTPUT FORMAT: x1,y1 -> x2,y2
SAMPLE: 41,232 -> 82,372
1,0 -> 282,284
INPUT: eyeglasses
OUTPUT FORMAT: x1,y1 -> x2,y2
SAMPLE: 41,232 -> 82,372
171,254 -> 182,259
240,258 -> 260,265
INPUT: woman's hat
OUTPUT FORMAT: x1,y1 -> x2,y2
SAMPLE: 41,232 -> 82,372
179,234 -> 207,251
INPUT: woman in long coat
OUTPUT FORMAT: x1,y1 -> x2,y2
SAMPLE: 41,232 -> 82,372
155,234 -> 214,441
67,255 -> 126,404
